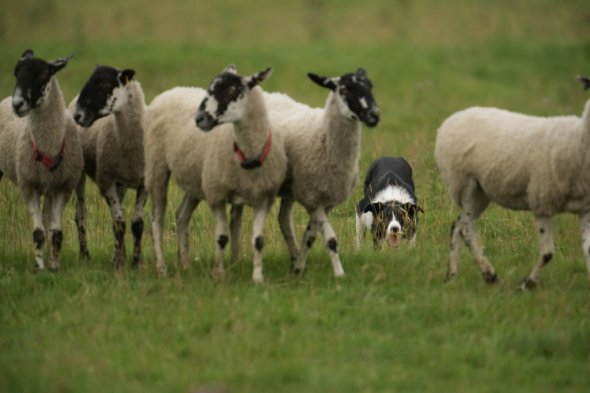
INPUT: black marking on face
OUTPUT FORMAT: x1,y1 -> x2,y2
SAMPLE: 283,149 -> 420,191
75,65 -> 131,127
255,236 -> 264,252
12,50 -> 70,117
540,228 -> 545,234
308,68 -> 380,127
327,238 -> 338,253
306,236 -> 316,249
196,72 -> 245,131
33,228 -> 45,249
217,234 -> 229,249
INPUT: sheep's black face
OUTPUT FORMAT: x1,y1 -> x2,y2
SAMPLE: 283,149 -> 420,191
74,66 -> 135,128
196,65 -> 272,132
308,68 -> 380,128
12,49 -> 71,117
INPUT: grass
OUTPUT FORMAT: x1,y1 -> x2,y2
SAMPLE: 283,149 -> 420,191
1,0 -> 590,392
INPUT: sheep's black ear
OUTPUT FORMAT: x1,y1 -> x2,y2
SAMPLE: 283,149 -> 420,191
578,75 -> 590,91
245,67 -> 272,88
20,49 -> 34,61
308,73 -> 337,91
49,55 -> 73,75
356,68 -> 368,77
224,64 -> 238,74
118,69 -> 136,85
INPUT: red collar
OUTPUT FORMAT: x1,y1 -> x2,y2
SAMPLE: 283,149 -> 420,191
233,131 -> 272,170
32,139 -> 65,171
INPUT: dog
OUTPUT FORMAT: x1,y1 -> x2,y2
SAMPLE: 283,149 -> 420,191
355,156 -> 422,248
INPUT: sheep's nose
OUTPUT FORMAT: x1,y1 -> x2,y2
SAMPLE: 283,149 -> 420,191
74,113 -> 81,123
195,112 -> 205,126
12,100 -> 23,110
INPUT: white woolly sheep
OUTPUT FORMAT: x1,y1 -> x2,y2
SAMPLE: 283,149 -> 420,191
435,76 -> 590,289
145,65 -> 287,283
0,49 -> 83,270
230,68 -> 379,277
70,65 -> 148,269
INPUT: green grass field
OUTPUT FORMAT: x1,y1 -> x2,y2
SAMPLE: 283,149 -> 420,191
1,1 -> 590,392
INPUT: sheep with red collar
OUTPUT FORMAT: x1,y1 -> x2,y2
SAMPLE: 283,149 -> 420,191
236,68 -> 380,277
435,76 -> 590,289
69,65 -> 148,269
0,49 -> 83,271
145,65 -> 287,283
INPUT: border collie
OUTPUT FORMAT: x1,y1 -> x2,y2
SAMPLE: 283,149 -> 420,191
355,156 -> 422,248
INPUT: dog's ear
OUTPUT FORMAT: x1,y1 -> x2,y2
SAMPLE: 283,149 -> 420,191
364,202 -> 384,215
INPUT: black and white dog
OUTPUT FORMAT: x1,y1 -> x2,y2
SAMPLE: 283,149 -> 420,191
355,157 -> 422,248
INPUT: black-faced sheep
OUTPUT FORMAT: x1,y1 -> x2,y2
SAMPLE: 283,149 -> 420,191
145,65 -> 287,283
435,76 -> 590,289
0,49 -> 83,270
70,65 -> 147,269
234,68 -> 379,277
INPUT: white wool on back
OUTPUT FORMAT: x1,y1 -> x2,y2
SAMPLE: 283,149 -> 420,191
435,102 -> 590,216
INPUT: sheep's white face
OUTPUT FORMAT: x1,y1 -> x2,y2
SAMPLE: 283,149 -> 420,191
11,49 -> 71,117
196,65 -> 272,132
308,68 -> 380,128
74,66 -> 135,128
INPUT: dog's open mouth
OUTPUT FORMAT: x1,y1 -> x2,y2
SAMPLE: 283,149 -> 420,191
387,235 -> 402,248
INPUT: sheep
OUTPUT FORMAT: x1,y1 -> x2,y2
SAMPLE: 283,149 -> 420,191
70,65 -> 147,269
145,65 -> 287,283
434,76 -> 590,289
0,49 -> 83,271
230,68 -> 379,277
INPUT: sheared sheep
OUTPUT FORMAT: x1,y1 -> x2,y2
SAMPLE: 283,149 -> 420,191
0,49 -> 83,270
232,68 -> 379,277
435,76 -> 590,289
145,65 -> 287,283
70,65 -> 147,268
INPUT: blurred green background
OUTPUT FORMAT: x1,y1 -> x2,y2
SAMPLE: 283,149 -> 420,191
1,1 -> 590,392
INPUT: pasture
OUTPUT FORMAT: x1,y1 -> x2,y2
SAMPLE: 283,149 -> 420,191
1,0 -> 589,392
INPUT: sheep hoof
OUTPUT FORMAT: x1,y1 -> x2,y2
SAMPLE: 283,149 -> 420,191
482,271 -> 498,284
291,265 -> 304,276
520,278 -> 537,291
212,267 -> 225,281
444,272 -> 457,283
157,267 -> 168,277
252,273 -> 265,285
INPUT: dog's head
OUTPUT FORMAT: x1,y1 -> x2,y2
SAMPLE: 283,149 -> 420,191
363,201 -> 420,247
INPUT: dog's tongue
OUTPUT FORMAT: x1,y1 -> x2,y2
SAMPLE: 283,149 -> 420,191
387,236 -> 402,247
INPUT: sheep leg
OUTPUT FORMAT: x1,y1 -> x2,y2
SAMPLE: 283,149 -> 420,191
149,171 -> 171,276
213,204 -> 229,280
447,180 -> 495,283
46,192 -> 69,271
292,214 -> 320,275
251,203 -> 271,284
229,204 -> 244,263
175,194 -> 199,271
579,212 -> 590,284
103,184 -> 126,269
278,196 -> 299,266
520,216 -> 554,290
25,191 -> 46,270
316,208 -> 345,278
131,185 -> 148,268
75,175 -> 91,261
